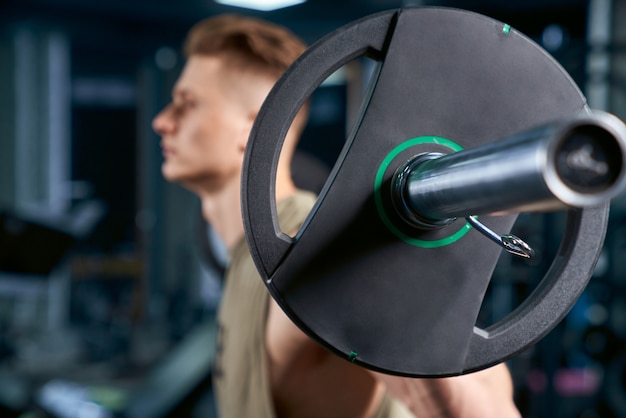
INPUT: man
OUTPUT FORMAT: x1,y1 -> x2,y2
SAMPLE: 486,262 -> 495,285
152,13 -> 521,418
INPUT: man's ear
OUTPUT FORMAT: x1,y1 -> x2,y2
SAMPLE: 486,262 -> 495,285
237,133 -> 248,153
238,112 -> 258,152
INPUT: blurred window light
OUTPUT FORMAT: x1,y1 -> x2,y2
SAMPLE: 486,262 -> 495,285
215,0 -> 306,11
542,24 -> 568,52
72,77 -> 136,108
155,47 -> 178,71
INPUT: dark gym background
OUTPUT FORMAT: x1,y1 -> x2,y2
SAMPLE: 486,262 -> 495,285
0,0 -> 625,417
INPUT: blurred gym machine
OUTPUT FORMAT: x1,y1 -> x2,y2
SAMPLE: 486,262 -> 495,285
0,201 -> 220,418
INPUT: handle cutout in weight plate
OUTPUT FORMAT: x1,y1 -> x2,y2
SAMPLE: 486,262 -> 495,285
242,10 -> 398,279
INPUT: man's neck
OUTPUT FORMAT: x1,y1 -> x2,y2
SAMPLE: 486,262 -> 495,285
199,174 -> 297,251
198,178 -> 244,250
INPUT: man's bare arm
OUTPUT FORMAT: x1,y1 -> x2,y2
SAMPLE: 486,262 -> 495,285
266,299 -> 385,418
373,363 -> 521,418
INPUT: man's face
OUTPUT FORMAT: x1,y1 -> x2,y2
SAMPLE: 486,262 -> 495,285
152,55 -> 272,193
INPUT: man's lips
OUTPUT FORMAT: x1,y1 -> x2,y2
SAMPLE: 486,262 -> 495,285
161,142 -> 176,157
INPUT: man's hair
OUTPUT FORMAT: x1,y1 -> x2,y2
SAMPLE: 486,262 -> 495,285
184,14 -> 307,80
184,14 -> 310,169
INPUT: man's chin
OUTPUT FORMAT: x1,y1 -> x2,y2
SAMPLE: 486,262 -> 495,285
161,166 -> 182,183
162,167 -> 206,192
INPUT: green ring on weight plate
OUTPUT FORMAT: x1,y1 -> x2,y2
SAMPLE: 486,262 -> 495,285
374,136 -> 471,248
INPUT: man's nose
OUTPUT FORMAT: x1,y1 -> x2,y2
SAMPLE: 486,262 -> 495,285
152,106 -> 174,135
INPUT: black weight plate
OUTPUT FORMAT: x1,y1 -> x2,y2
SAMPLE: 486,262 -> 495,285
242,7 -> 608,376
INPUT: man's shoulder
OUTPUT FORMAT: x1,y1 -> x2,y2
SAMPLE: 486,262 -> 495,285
277,190 -> 317,232
278,189 -> 317,212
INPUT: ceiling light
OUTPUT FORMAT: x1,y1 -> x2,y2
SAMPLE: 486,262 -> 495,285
215,0 -> 306,11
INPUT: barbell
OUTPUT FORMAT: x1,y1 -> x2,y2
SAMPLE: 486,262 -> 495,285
241,7 -> 626,376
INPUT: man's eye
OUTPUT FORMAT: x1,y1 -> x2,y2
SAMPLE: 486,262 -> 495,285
174,101 -> 195,114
